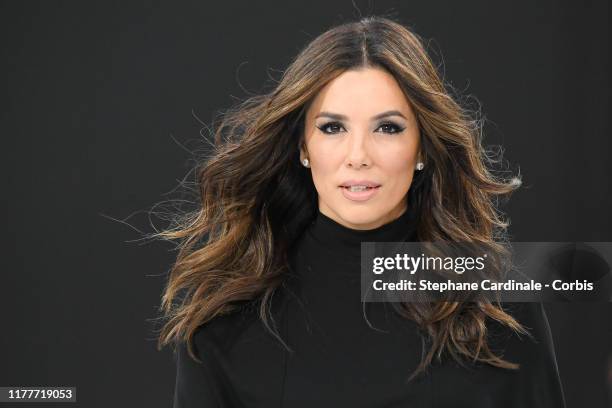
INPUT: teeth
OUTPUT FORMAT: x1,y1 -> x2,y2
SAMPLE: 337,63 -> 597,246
346,185 -> 371,192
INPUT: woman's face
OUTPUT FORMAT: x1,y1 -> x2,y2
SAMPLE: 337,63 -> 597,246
301,66 -> 421,230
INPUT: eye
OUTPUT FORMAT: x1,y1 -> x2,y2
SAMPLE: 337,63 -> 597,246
316,121 -> 346,134
376,122 -> 405,134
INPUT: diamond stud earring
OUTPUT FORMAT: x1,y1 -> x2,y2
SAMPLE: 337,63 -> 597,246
416,162 -> 424,170
302,158 -> 310,168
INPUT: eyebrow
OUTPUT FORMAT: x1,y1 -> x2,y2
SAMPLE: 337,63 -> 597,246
315,110 -> 407,121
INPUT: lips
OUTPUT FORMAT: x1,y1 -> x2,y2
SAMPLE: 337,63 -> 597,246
339,183 -> 381,201
340,185 -> 380,192
339,179 -> 381,188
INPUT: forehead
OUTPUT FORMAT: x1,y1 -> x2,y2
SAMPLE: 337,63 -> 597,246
306,67 -> 412,119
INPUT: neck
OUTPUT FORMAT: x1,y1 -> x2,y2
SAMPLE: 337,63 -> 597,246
319,204 -> 409,230
305,206 -> 418,259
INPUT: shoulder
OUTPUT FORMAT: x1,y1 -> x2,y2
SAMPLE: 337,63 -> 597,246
189,290 -> 291,357
480,302 -> 563,391
173,309 -> 259,407
435,302 -> 566,407
188,306 -> 260,357
490,302 -> 557,361
489,302 -> 565,404
173,320 -> 237,408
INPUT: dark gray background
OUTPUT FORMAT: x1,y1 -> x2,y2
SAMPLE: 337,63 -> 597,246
1,1 -> 609,407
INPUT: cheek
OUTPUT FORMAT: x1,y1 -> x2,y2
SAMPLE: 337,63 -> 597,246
310,164 -> 337,194
382,148 -> 416,173
381,152 -> 417,191
309,143 -> 341,186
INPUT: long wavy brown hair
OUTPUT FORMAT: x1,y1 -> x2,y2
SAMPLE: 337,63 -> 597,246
155,15 -> 526,379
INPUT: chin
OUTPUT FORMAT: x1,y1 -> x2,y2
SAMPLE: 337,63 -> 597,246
336,206 -> 384,228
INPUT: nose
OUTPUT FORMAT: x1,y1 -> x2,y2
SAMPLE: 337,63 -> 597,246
345,130 -> 372,169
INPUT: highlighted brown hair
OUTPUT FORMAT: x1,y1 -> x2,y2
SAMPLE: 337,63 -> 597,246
155,16 -> 525,379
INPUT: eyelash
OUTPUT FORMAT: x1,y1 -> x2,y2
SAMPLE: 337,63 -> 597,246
316,121 -> 405,135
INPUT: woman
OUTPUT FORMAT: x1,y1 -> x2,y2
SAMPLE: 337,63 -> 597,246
157,16 -> 566,407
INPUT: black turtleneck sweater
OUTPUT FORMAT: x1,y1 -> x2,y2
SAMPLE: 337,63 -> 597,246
172,209 -> 566,407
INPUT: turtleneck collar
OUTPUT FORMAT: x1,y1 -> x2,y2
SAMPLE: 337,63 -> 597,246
304,207 -> 418,259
